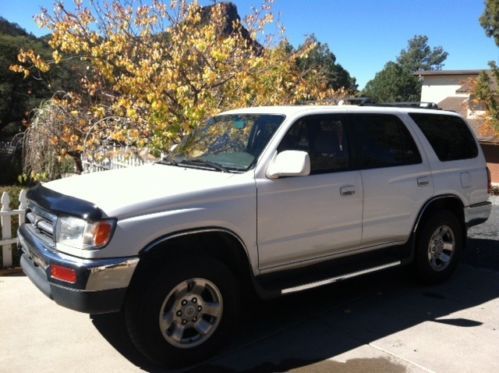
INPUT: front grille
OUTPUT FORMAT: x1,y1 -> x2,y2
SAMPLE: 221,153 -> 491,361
25,202 -> 57,243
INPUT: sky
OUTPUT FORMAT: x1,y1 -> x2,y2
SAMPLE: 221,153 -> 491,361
1,0 -> 497,89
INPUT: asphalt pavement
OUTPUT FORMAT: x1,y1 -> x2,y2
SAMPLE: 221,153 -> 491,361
0,199 -> 497,372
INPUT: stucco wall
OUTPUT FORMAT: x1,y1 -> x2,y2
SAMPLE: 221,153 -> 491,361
420,74 -> 474,103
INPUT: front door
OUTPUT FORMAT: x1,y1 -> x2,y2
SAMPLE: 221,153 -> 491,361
256,114 -> 363,271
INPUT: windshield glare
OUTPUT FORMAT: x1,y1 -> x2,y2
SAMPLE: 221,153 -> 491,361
168,114 -> 285,172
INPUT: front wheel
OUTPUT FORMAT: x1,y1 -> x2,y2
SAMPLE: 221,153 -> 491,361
414,210 -> 463,284
125,256 -> 239,367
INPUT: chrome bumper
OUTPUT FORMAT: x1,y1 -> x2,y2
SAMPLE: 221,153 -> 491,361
18,223 -> 139,313
465,201 -> 492,228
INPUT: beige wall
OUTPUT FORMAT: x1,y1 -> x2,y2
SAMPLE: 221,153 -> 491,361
420,74 -> 475,103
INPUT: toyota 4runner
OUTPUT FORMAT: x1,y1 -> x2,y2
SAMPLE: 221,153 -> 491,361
18,105 -> 492,367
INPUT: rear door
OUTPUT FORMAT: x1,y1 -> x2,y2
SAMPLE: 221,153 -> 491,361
348,113 -> 434,247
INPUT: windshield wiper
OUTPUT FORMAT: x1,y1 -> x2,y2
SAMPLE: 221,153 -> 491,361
178,159 -> 230,173
158,157 -> 178,166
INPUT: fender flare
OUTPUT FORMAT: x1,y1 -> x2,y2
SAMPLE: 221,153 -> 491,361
403,194 -> 465,264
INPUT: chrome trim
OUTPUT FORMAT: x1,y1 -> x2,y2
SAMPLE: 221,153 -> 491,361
19,223 -> 139,292
37,220 -> 54,236
280,261 -> 401,295
23,223 -> 55,250
86,258 -> 139,291
26,201 -> 57,241
28,201 -> 57,223
26,211 -> 35,223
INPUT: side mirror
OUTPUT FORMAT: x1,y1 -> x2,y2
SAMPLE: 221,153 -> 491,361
266,150 -> 311,179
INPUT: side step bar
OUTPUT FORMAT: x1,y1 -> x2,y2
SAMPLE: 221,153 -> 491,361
253,246 -> 410,299
280,261 -> 401,295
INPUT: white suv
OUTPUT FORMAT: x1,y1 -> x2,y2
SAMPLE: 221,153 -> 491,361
18,105 -> 491,367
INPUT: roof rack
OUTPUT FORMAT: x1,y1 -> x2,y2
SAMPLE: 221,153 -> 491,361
342,97 -> 376,105
361,102 -> 441,110
298,98 -> 340,105
338,98 -> 440,110
297,97 -> 441,110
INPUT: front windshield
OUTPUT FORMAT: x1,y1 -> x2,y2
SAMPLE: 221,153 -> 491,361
165,114 -> 285,172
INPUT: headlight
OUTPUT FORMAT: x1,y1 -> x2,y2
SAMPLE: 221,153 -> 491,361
56,216 -> 115,250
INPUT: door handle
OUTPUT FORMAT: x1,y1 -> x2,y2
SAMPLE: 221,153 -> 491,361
417,176 -> 430,187
340,185 -> 356,196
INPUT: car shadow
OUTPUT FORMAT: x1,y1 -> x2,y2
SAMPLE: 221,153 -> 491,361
464,237 -> 499,272
91,240 -> 499,372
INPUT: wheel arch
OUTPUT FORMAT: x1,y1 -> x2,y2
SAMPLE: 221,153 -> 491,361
129,227 -> 258,298
413,194 -> 465,235
408,194 -> 466,262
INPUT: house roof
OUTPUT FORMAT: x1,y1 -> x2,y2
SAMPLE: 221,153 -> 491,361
438,96 -> 467,113
437,96 -> 499,143
456,79 -> 473,93
415,69 -> 484,76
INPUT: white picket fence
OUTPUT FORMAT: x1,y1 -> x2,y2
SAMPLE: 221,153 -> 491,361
1,146 -> 152,268
81,145 -> 154,173
0,190 -> 27,268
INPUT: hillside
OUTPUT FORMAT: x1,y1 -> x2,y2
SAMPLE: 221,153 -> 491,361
0,17 -> 83,139
0,18 -> 52,138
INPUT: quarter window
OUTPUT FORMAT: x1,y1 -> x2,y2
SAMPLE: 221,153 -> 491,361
409,113 -> 478,161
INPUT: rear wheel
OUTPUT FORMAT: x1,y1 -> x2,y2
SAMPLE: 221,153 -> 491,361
125,256 -> 239,367
414,210 -> 463,284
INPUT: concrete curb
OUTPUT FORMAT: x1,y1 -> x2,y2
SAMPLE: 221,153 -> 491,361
0,267 -> 23,276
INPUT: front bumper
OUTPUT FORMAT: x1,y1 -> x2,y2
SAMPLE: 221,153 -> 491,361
18,224 -> 139,314
465,201 -> 492,228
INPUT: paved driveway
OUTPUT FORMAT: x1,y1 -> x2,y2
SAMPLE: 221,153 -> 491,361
1,202 -> 498,372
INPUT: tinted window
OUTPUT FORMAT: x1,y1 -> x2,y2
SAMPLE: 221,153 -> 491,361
409,113 -> 478,161
278,115 -> 349,174
349,114 -> 421,169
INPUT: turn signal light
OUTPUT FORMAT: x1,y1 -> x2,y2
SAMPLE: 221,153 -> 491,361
50,264 -> 77,284
94,221 -> 114,247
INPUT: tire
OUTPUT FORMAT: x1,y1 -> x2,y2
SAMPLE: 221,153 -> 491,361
125,256 -> 239,368
414,210 -> 463,284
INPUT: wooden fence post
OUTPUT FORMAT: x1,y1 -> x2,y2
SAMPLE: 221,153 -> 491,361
1,192 -> 12,267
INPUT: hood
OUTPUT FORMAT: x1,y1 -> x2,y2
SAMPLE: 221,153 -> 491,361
43,164 -> 248,218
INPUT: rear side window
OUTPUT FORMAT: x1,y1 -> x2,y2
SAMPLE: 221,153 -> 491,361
349,114 -> 422,169
409,113 -> 478,161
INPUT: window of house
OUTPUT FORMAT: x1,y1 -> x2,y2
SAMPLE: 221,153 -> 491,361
349,114 -> 422,169
409,113 -> 478,161
278,115 -> 350,174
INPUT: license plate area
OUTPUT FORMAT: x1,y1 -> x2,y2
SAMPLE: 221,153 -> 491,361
18,233 -> 48,270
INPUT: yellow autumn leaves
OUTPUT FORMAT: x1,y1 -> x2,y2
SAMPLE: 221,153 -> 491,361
11,0 -> 349,159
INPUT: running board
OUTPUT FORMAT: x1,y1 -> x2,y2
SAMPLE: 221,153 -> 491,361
253,246 -> 408,299
280,261 -> 401,295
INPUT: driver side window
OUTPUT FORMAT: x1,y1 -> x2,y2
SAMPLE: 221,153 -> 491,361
278,115 -> 350,174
